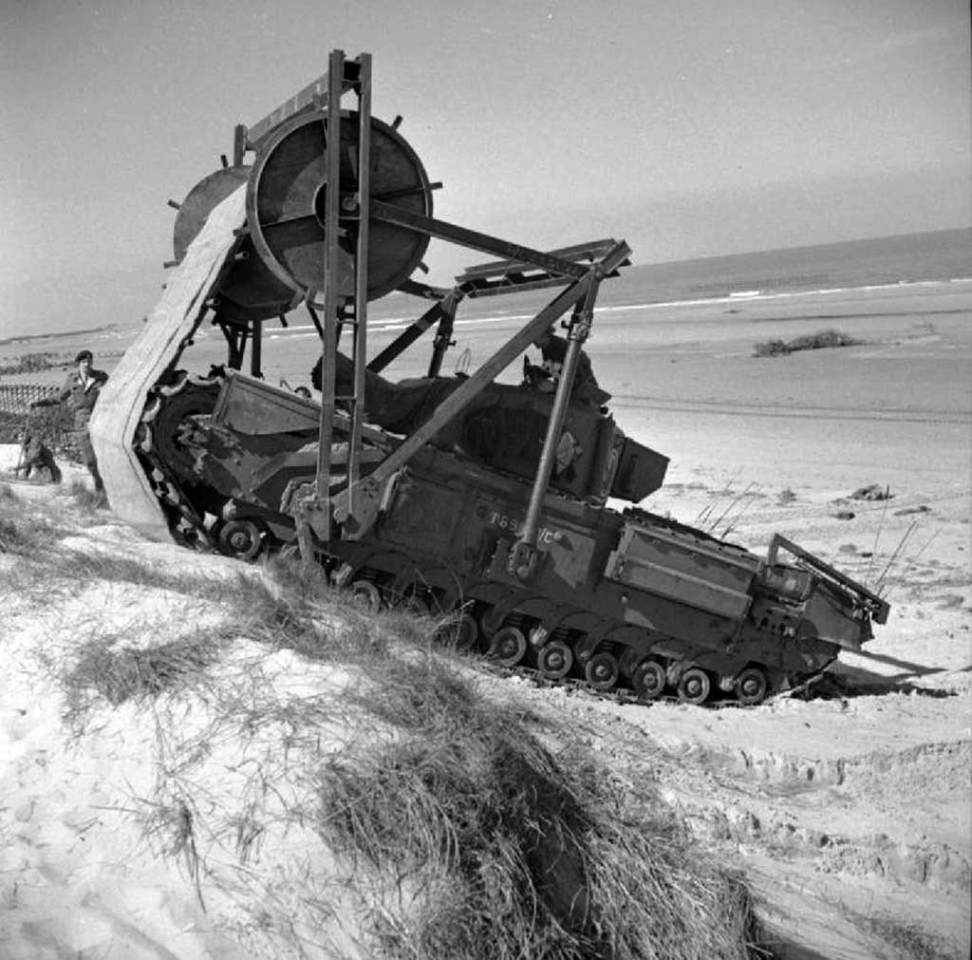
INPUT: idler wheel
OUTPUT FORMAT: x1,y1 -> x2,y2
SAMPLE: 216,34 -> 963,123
631,659 -> 667,701
149,378 -> 221,481
487,626 -> 527,667
350,580 -> 383,614
434,612 -> 478,652
216,518 -> 265,561
677,667 -> 711,705
584,651 -> 620,691
537,640 -> 573,680
734,666 -> 769,705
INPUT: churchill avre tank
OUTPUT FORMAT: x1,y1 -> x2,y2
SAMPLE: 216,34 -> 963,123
89,51 -> 889,705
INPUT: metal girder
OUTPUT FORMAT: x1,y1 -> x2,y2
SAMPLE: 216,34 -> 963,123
457,238 -> 627,281
513,279 -> 601,579
348,59 -> 372,500
297,50 -> 373,554
244,64 -> 360,151
456,238 -> 630,298
370,200 -> 590,279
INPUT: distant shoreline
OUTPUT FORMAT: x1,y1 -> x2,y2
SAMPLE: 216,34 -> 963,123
0,324 -> 121,349
262,275 -> 972,340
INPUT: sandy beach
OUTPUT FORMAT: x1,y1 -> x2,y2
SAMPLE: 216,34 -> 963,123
1,279 -> 970,958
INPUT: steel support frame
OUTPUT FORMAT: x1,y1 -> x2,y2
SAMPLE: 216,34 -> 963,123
331,240 -> 631,538
283,48 -> 632,562
297,50 -> 373,558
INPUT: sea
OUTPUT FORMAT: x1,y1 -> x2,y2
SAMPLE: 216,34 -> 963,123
2,227 -> 969,383
281,226 -> 972,330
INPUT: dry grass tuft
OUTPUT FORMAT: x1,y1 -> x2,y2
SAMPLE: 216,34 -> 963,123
63,629 -> 229,719
235,554 -> 391,661
0,484 -> 100,556
320,651 -> 761,959
0,509 -> 63,555
137,790 -> 208,910
67,479 -> 108,513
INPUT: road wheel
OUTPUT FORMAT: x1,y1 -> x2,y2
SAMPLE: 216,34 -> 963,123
434,612 -> 478,652
734,666 -> 769,705
487,626 -> 527,667
537,640 -> 573,679
216,519 -> 264,561
584,651 -> 620,691
677,667 -> 711,705
350,580 -> 382,614
632,658 -> 667,700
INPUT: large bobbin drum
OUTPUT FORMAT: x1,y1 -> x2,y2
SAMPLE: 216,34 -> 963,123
172,166 -> 297,324
246,109 -> 434,304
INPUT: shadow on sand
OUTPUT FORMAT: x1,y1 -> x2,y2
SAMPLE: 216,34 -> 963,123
798,663 -> 961,701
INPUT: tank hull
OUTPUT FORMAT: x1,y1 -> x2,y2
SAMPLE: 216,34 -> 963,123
125,366 -> 878,704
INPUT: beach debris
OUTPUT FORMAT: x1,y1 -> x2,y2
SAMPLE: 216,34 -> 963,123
834,510 -> 856,520
893,505 -> 931,516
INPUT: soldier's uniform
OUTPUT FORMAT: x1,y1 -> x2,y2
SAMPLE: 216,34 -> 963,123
35,351 -> 108,493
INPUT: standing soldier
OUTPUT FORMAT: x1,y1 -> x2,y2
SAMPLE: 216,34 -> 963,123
32,349 -> 109,497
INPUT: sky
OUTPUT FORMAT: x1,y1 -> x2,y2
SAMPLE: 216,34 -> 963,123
1,0 -> 969,338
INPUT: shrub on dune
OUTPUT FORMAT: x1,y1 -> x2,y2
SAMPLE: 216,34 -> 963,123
754,328 -> 864,357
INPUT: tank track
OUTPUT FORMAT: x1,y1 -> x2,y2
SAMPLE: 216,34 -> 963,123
343,568 -> 828,707
476,660 -> 826,710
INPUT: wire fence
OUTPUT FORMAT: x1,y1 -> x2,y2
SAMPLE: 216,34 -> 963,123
0,384 -> 79,456
0,383 -> 61,415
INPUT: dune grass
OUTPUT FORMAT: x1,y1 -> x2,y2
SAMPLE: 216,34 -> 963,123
0,486 -> 66,554
321,654 -> 760,959
0,477 -> 112,561
754,328 -> 864,358
64,629 -> 230,718
7,494 -> 767,959
66,479 -> 109,513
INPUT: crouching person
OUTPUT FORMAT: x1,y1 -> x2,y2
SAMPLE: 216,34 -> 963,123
14,433 -> 62,483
